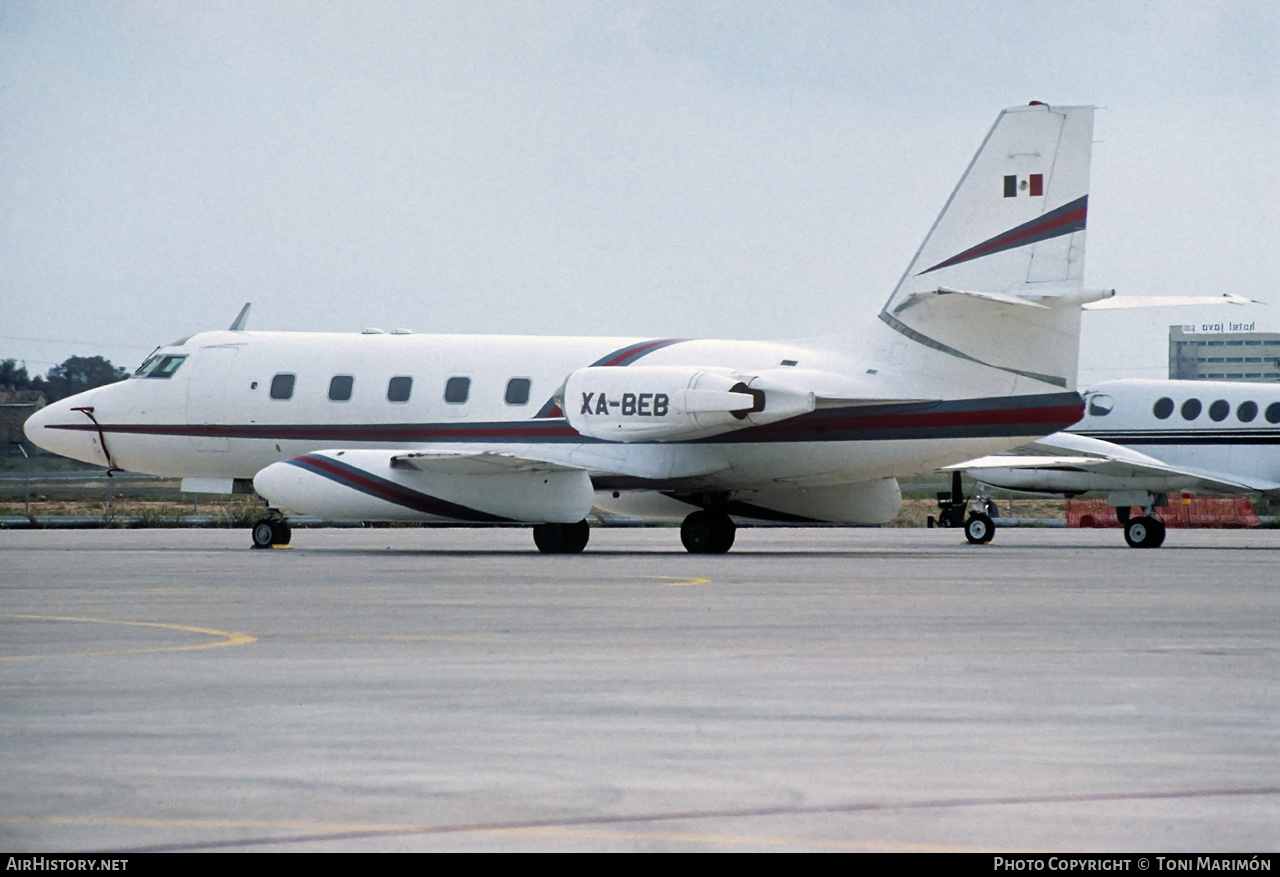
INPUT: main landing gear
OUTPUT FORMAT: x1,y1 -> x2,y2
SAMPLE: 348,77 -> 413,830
250,515 -> 291,549
680,510 -> 736,554
1115,500 -> 1166,548
1122,514 -> 1166,548
533,520 -> 591,554
929,471 -> 995,544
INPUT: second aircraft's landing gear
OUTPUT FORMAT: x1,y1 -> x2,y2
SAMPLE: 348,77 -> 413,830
680,510 -> 736,554
934,471 -> 996,544
964,513 -> 995,545
251,517 -> 291,549
533,520 -> 591,554
1123,516 -> 1166,549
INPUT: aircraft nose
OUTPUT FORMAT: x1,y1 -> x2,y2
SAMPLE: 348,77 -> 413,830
23,392 -> 112,467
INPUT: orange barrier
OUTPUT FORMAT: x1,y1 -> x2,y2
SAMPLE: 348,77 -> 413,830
1067,495 -> 1260,529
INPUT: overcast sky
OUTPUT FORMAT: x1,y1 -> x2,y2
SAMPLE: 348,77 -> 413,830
3,1 -> 1276,383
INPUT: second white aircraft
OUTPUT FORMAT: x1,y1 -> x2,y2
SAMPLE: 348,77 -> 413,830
959,378 -> 1280,547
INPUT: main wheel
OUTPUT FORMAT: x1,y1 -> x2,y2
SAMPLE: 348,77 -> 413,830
251,520 -> 276,549
1124,516 -> 1165,548
1126,512 -> 1167,547
251,518 -> 291,548
680,511 -> 736,554
964,513 -> 994,544
533,520 -> 590,554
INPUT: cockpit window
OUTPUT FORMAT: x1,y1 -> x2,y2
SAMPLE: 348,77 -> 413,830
1087,394 -> 1113,416
133,354 -> 187,379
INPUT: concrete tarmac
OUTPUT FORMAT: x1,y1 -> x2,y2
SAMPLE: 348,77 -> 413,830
1,526 -> 1277,852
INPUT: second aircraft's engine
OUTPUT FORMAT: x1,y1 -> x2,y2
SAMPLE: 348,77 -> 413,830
253,450 -> 594,523
564,366 -> 816,442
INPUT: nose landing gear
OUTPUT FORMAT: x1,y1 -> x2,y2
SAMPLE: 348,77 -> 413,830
930,472 -> 995,544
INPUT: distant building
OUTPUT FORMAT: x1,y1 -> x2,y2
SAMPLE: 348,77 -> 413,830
0,388 -> 47,450
1169,324 -> 1280,382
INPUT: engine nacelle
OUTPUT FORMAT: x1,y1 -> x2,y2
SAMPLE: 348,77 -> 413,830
254,450 -> 594,523
564,366 -> 815,442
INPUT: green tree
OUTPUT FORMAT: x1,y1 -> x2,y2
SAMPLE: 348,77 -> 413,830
43,356 -> 129,401
0,359 -> 34,391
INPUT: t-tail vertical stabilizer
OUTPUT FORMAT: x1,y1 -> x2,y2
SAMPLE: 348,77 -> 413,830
876,103 -> 1110,394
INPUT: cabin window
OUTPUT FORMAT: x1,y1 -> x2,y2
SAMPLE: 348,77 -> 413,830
1153,397 -> 1174,419
1087,394 -> 1113,416
1180,398 -> 1201,420
444,377 -> 470,404
505,378 -> 531,406
134,354 -> 187,379
1208,399 -> 1230,422
1267,403 -> 1280,424
329,375 -> 354,402
1238,401 -> 1258,422
387,376 -> 413,403
270,373 -> 295,400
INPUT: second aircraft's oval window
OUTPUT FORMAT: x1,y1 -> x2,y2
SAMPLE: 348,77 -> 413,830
387,376 -> 413,403
1267,402 -> 1280,424
270,373 -> 295,400
1208,399 -> 1229,422
1238,401 -> 1258,422
1087,394 -> 1113,416
505,378 -> 531,406
444,377 -> 470,404
1153,397 -> 1174,419
329,375 -> 353,402
1180,398 -> 1202,420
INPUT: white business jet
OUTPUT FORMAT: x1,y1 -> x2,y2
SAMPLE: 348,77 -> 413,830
957,378 -> 1280,547
26,102 -> 1110,553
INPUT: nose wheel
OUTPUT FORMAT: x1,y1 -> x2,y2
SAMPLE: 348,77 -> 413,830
964,513 -> 995,544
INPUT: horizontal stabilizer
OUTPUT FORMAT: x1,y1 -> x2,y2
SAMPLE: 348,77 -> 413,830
1084,292 -> 1260,310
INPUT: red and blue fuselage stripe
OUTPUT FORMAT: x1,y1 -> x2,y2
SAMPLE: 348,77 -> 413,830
287,453 -> 513,522
532,338 -> 688,418
919,195 -> 1087,276
47,392 -> 1084,444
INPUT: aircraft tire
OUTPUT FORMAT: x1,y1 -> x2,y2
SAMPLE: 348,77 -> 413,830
680,511 -> 735,554
1124,516 -> 1165,548
533,520 -> 590,554
964,513 -> 995,544
251,520 -> 276,549
270,520 -> 292,546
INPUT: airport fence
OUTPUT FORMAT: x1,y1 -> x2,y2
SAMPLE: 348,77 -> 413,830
1067,495 -> 1262,529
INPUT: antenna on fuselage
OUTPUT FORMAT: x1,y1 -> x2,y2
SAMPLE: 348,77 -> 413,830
229,303 -> 251,331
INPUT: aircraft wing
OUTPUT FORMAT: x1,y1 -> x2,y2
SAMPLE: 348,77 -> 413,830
390,449 -> 585,475
948,431 -> 1280,493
